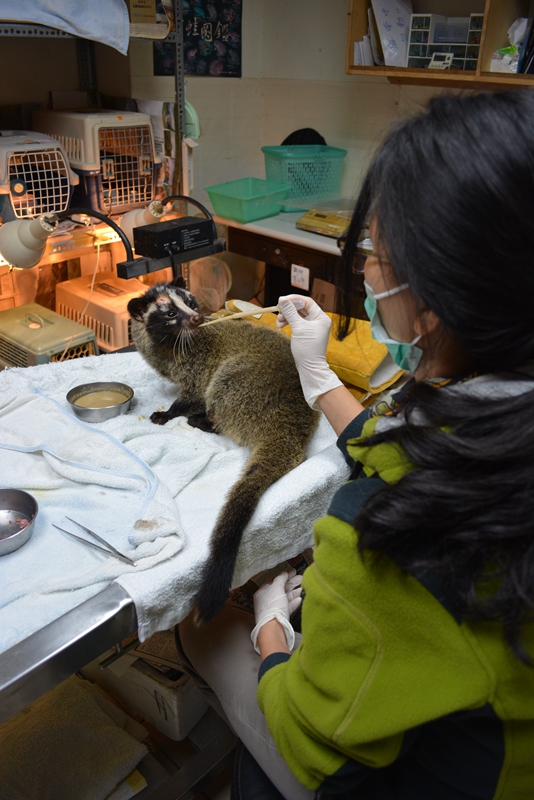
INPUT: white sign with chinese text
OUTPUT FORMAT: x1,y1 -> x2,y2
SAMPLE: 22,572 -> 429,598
371,0 -> 413,67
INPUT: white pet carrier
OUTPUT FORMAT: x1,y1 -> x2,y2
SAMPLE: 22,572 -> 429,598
32,109 -> 162,216
0,302 -> 98,368
55,271 -> 147,352
0,131 -> 78,223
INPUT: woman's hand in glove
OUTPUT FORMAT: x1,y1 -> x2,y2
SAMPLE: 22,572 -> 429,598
277,294 -> 342,408
251,568 -> 303,655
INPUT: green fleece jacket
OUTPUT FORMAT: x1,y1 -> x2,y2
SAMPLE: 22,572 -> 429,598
257,413 -> 534,798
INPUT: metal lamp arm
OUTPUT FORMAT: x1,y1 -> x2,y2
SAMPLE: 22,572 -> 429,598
161,195 -> 214,223
47,208 -> 135,262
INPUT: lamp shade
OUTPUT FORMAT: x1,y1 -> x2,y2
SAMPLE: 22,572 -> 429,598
0,216 -> 54,269
119,201 -> 165,247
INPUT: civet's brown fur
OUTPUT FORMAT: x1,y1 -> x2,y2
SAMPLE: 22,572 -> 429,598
128,278 -> 319,625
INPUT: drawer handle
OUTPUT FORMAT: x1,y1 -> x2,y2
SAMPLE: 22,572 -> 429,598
274,248 -> 290,267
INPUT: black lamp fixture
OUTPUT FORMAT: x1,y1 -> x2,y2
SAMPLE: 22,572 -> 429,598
116,195 -> 226,280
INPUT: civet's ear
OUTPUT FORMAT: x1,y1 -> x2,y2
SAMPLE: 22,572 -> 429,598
127,296 -> 146,321
172,275 -> 186,289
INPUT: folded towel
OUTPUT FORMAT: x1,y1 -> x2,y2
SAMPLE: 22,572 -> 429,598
0,675 -> 148,800
0,351 -> 349,648
0,388 -> 186,652
1,0 -> 130,55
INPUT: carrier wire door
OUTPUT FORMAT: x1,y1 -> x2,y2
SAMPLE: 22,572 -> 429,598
0,131 -> 77,222
31,110 -> 162,216
98,123 -> 156,214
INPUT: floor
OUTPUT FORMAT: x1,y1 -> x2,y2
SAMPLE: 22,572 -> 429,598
101,686 -> 235,800
141,713 -> 234,800
196,764 -> 233,800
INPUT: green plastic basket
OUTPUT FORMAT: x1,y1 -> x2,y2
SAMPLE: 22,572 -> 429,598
205,177 -> 291,223
261,145 -> 347,211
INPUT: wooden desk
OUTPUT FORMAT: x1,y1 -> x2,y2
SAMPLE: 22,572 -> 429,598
214,212 -> 366,317
213,211 -> 351,303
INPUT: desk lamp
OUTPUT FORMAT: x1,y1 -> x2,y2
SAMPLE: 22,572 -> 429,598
118,201 -> 166,249
0,208 -> 134,270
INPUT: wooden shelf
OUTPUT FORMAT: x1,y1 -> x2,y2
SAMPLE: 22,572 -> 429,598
346,0 -> 533,89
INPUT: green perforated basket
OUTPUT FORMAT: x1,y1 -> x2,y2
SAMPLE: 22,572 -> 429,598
205,177 -> 291,223
261,145 -> 347,211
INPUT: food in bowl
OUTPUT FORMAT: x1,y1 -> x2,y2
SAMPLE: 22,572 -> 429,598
73,389 -> 130,408
66,381 -> 134,423
0,488 -> 38,555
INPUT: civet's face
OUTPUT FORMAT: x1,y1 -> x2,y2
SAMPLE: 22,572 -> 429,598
127,278 -> 203,343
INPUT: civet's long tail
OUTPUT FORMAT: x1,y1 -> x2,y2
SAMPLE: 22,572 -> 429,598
194,439 -> 305,627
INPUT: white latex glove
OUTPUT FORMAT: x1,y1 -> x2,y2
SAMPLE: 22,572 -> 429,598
250,568 -> 303,655
277,294 -> 343,409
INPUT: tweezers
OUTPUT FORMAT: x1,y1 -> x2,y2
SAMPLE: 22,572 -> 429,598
52,516 -> 137,567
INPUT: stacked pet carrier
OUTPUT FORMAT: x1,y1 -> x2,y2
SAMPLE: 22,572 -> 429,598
55,271 -> 148,352
0,302 -> 98,368
32,109 -> 162,216
0,130 -> 78,223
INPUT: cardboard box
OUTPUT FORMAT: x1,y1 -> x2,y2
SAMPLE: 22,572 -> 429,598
127,0 -> 157,24
81,650 -> 210,741
0,266 -> 16,312
311,277 -> 336,313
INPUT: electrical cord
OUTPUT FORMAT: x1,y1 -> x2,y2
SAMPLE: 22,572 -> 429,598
165,246 -> 181,279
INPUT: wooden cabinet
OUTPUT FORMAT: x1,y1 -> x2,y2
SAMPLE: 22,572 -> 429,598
227,226 -> 339,306
346,0 -> 534,89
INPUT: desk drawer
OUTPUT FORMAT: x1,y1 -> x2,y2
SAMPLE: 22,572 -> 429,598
227,228 -> 330,278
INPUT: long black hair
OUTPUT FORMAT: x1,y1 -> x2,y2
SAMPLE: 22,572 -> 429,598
334,91 -> 534,663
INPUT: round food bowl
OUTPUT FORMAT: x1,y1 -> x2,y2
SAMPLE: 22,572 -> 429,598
0,488 -> 38,556
66,381 -> 134,423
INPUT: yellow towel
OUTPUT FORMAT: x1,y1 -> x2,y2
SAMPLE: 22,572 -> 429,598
0,675 -> 148,800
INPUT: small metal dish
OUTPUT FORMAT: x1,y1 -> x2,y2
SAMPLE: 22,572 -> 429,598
66,381 -> 134,423
0,488 -> 38,556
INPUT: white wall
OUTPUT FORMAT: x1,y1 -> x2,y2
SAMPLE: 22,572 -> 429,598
129,0 -> 449,209
0,2 -> 455,306
0,1 -> 450,208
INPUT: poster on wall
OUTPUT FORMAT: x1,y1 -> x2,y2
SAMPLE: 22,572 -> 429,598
153,0 -> 242,77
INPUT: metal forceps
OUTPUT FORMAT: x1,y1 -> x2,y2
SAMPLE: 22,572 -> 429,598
52,516 -> 137,567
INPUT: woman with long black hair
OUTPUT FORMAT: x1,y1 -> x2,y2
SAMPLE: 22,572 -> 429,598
176,90 -> 534,799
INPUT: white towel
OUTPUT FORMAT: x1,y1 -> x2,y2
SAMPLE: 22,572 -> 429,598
0,352 -> 350,649
0,0 -> 130,55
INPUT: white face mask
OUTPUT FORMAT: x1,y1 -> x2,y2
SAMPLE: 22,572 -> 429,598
364,281 -> 423,373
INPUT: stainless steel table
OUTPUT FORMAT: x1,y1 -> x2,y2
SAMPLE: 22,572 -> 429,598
0,583 -> 136,725
0,583 -> 237,798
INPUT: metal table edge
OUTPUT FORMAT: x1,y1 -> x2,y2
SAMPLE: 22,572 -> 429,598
0,582 -> 137,724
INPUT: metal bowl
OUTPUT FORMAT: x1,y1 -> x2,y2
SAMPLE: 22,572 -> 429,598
66,381 -> 134,423
0,488 -> 38,556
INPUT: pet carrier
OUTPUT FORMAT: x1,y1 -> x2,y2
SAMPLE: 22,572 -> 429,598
0,131 -> 78,223
0,302 -> 98,368
32,109 -> 162,216
55,271 -> 147,352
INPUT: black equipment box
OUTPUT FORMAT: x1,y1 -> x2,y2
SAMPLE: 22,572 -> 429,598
133,216 -> 216,259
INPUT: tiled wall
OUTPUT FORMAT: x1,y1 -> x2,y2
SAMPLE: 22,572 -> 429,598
129,0 -> 452,208
0,1 -> 459,310
126,0 -> 455,301
133,76 -> 449,209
